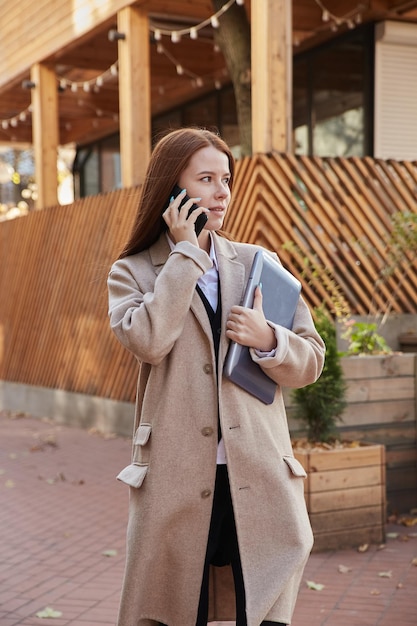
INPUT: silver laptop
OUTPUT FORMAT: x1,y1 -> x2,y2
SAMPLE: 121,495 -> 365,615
223,250 -> 301,404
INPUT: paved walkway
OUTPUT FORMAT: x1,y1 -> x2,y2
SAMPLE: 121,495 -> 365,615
0,411 -> 416,626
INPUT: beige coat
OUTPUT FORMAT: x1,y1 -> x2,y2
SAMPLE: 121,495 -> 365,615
108,233 -> 325,626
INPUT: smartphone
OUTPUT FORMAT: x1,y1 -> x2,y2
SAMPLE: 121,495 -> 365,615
169,184 -> 208,237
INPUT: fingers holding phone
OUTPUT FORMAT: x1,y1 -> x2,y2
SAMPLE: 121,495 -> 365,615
163,186 -> 208,246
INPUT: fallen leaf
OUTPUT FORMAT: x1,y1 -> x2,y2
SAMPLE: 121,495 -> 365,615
35,607 -> 63,618
398,516 -> 417,527
370,589 -> 381,595
408,533 -> 417,538
9,411 -> 27,419
45,472 -> 66,485
30,434 -> 58,452
358,543 -> 369,553
345,440 -> 361,448
5,480 -> 15,488
377,543 -> 386,550
88,427 -> 117,439
306,580 -> 325,591
397,583 -> 404,589
338,564 -> 352,574
386,532 -> 399,539
411,557 -> 417,566
378,570 -> 392,578
102,549 -> 118,557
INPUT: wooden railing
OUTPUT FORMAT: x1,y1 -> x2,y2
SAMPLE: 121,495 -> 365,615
0,154 -> 416,402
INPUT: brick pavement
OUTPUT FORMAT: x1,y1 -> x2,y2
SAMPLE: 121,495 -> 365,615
0,411 -> 416,626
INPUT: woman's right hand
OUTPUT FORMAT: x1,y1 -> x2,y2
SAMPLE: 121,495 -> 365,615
162,189 -> 208,246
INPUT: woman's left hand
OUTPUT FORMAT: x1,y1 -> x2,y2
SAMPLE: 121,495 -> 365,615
226,286 -> 277,352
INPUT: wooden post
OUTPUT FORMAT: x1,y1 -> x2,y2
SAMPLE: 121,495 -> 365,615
117,6 -> 151,188
251,0 -> 292,154
30,63 -> 59,208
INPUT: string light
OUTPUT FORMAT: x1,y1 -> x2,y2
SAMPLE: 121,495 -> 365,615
1,2 -> 244,135
150,0 -> 244,42
57,61 -> 119,93
154,41 -> 228,91
0,105 -> 32,134
314,0 -> 368,33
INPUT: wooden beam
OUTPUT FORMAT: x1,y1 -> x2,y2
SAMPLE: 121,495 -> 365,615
30,63 -> 59,208
117,6 -> 151,187
251,0 -> 292,153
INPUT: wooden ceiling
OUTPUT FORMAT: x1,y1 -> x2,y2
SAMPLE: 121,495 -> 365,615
0,0 -> 416,147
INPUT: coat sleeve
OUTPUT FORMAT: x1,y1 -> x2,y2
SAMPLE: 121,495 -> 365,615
250,295 -> 325,389
107,241 -> 212,365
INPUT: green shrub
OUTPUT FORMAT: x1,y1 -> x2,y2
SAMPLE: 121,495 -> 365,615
341,319 -> 392,355
292,306 -> 347,443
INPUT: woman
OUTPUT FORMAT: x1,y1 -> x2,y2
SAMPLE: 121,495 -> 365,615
108,127 -> 325,626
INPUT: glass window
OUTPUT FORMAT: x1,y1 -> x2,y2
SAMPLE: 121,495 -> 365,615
73,134 -> 121,198
100,135 -> 121,193
293,58 -> 310,155
293,25 -> 373,157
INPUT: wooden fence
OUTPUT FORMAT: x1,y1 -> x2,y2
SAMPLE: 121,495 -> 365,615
1,153 -> 416,403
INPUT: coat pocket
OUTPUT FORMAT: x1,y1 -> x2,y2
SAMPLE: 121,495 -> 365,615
116,423 -> 152,488
283,455 -> 308,478
117,463 -> 148,488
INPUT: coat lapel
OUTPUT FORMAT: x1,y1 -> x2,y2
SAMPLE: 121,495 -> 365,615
148,234 -> 170,273
148,233 -> 247,360
149,234 -> 214,343
212,235 -> 246,366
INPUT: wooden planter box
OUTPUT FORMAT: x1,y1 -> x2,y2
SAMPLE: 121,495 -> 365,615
341,354 -> 416,514
294,443 -> 386,552
287,353 -> 417,516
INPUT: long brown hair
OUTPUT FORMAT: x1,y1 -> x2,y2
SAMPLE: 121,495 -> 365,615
119,127 -> 235,258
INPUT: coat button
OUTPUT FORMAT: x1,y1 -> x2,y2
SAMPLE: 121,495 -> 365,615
201,427 -> 214,437
201,489 -> 212,499
203,363 -> 212,374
